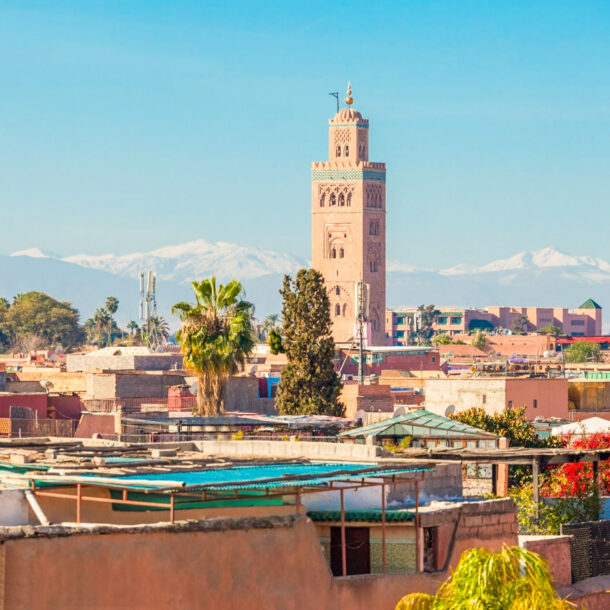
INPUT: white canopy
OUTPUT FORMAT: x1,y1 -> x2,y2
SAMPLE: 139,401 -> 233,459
550,416 -> 610,436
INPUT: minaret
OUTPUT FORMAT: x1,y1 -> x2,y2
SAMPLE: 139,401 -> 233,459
311,83 -> 387,346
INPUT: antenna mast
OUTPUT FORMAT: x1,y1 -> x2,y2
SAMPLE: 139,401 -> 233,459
139,270 -> 159,349
356,280 -> 369,383
329,91 -> 339,113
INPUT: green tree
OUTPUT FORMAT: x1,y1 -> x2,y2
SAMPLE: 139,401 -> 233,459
432,333 -> 452,345
564,340 -> 601,363
511,313 -> 530,333
538,324 -> 562,336
172,277 -> 255,416
417,305 -> 440,345
268,328 -> 284,354
0,298 -> 10,352
105,296 -> 119,342
93,308 -> 110,346
275,269 -> 344,416
472,332 -> 486,351
127,320 -> 139,336
2,292 -> 84,350
141,316 -> 170,346
396,545 -> 573,609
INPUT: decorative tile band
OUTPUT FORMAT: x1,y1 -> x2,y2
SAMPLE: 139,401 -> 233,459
312,169 -> 386,183
330,123 -> 369,129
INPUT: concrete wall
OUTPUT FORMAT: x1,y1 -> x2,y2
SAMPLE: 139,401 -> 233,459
0,502 -> 518,610
223,376 -> 276,414
67,353 -> 183,372
519,535 -> 572,588
15,369 -> 87,393
424,378 -> 568,420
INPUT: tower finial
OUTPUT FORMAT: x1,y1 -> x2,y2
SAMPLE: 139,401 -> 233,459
345,81 -> 353,106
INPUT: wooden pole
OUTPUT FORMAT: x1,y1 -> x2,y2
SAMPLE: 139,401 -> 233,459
340,488 -> 347,577
532,458 -> 540,524
381,481 -> 387,573
170,493 -> 175,524
76,483 -> 82,524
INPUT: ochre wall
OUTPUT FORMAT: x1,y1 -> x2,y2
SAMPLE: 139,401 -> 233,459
0,510 -> 517,610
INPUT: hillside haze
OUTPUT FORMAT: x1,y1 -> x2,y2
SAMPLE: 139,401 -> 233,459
6,244 -> 610,328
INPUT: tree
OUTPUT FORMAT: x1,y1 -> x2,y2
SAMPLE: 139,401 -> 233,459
93,308 -> 110,347
417,305 -> 440,345
396,545 -> 573,609
141,316 -> 170,347
127,320 -> 139,336
452,406 -> 557,449
564,340 -> 601,363
0,298 -> 10,352
472,331 -> 486,351
268,328 -> 284,354
432,333 -> 452,345
105,296 -> 119,342
511,313 -> 530,334
2,292 -> 84,350
275,269 -> 344,416
172,276 -> 255,416
538,324 -> 562,336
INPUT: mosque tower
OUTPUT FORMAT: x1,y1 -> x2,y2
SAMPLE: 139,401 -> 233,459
311,83 -> 387,346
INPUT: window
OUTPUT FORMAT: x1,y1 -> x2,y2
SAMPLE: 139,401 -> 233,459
335,304 -> 341,316
482,394 -> 487,404
533,399 -> 538,409
369,221 -> 379,236
331,247 -> 336,259
394,330 -> 405,338
342,303 -> 347,316
339,247 -> 344,258
450,317 -> 462,325
508,400 -> 513,408
346,193 -> 352,206
369,261 -> 378,272
396,316 -> 405,324
319,194 -> 325,207
571,320 -> 585,326
335,286 -> 340,296
339,193 -> 345,206
437,317 -> 448,325
432,357 -> 435,363
330,193 -> 336,206
344,145 -> 349,156
336,145 -> 341,157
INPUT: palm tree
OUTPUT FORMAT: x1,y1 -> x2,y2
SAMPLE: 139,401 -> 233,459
262,313 -> 281,339
172,276 -> 255,417
396,545 -> 573,609
83,318 -> 96,344
141,316 -> 170,347
93,308 -> 110,346
127,320 -> 139,336
105,296 -> 119,343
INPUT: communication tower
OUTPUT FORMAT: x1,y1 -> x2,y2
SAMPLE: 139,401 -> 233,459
139,271 -> 160,349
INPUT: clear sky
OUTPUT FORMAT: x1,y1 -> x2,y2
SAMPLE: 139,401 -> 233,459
1,1 -> 610,268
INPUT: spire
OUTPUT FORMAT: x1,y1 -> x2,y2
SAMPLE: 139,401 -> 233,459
345,82 -> 354,106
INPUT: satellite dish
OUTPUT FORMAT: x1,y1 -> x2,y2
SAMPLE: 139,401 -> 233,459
189,380 -> 198,396
445,405 -> 456,417
393,406 -> 407,417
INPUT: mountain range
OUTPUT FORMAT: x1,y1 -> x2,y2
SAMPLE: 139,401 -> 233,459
5,244 -> 610,330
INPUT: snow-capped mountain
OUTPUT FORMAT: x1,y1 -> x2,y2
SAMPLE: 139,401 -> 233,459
7,244 -> 610,325
13,239 -> 306,283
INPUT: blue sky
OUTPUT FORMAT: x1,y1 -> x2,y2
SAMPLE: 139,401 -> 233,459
1,1 -> 610,268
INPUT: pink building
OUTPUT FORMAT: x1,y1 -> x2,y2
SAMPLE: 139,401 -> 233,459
386,298 -> 602,345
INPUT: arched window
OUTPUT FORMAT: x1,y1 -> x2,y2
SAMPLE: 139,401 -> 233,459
339,247 -> 344,258
330,193 -> 336,206
342,303 -> 347,316
344,145 -> 349,156
338,193 -> 345,206
335,304 -> 341,316
347,193 -> 352,206
369,221 -> 378,236
335,286 -> 340,296
336,145 -> 341,157
370,261 -> 378,272
331,247 -> 337,259
319,194 -> 325,207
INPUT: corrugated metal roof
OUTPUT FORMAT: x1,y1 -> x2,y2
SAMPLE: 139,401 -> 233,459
307,509 -> 415,523
339,409 -> 499,440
